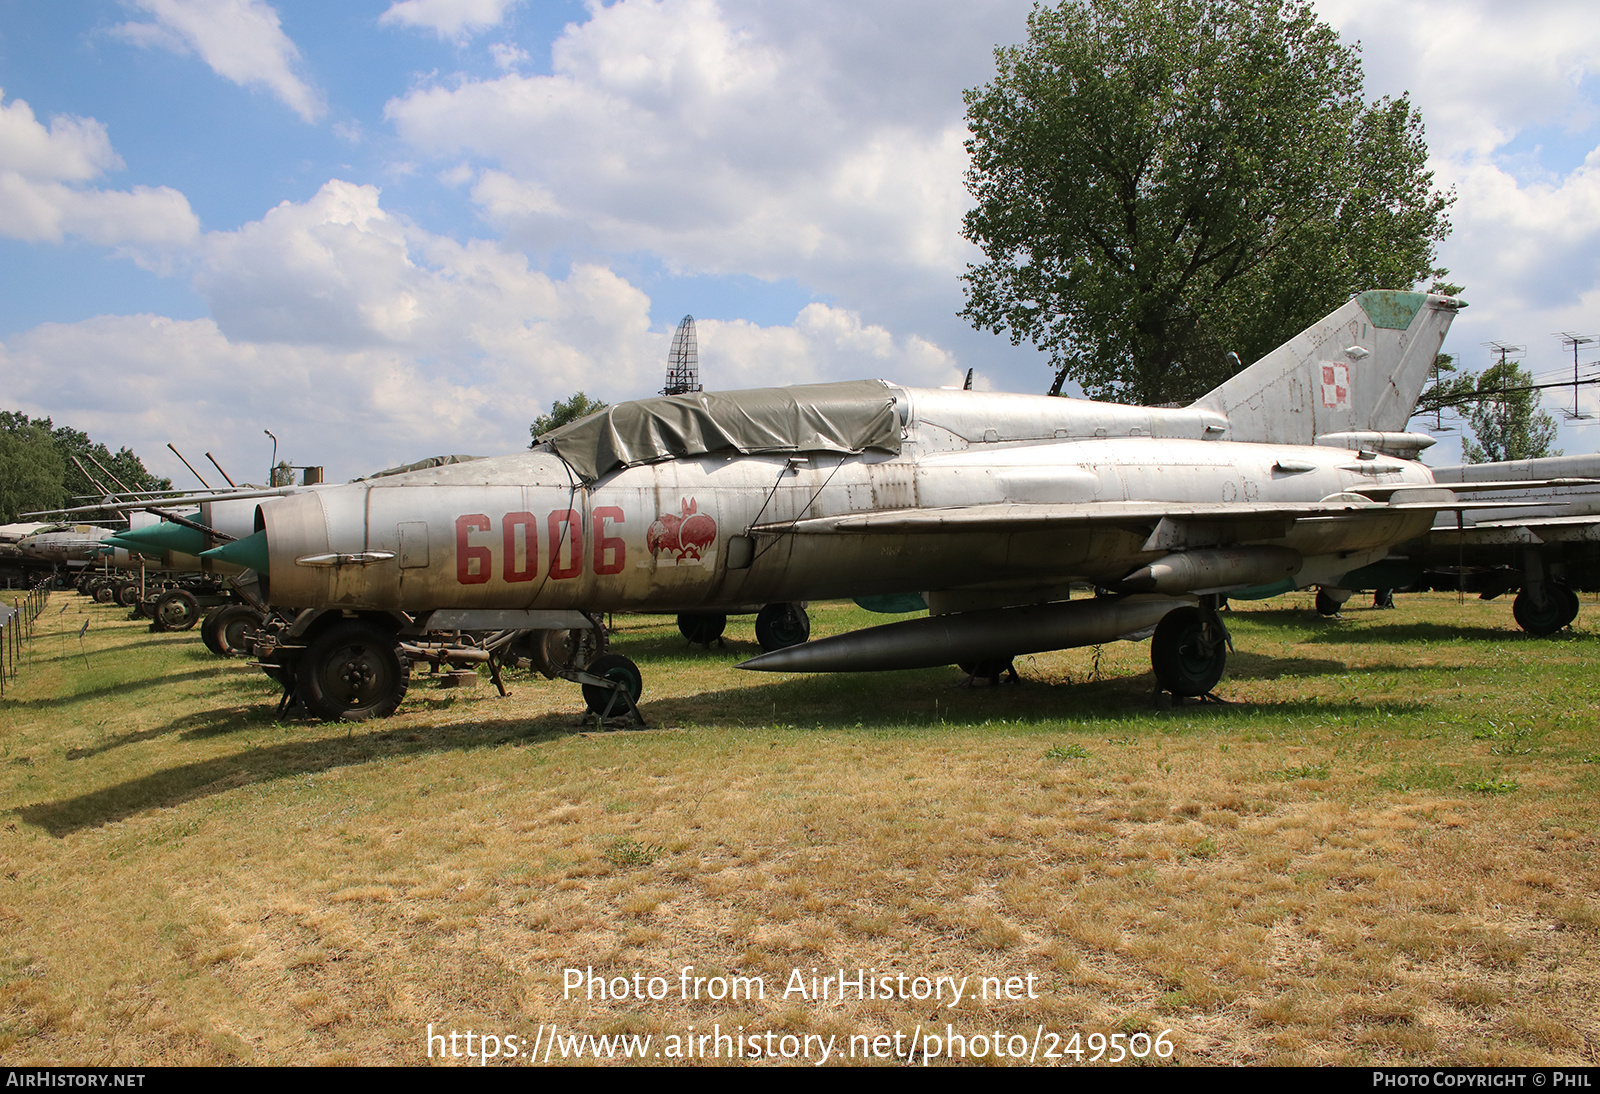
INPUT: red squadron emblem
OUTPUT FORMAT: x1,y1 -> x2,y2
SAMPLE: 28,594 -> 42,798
648,497 -> 717,561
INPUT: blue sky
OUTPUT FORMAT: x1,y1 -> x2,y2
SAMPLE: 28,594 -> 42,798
4,0 -> 1600,484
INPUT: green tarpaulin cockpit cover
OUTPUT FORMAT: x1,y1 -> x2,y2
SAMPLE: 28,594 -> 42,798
543,379 -> 903,483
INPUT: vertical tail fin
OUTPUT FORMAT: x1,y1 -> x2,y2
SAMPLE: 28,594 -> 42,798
1189,290 -> 1465,446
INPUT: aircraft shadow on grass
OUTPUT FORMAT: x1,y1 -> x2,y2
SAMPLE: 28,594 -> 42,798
17,651 -> 1443,837
22,636 -> 218,670
1224,650 -> 1349,679
18,621 -> 1466,837
63,700 -> 281,760
1294,621 -> 1579,645
18,712 -> 580,837
2,666 -> 236,710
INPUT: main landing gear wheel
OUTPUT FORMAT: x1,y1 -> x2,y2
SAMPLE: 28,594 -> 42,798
677,612 -> 727,646
1150,606 -> 1227,697
1314,589 -> 1343,616
150,589 -> 201,632
202,605 -> 265,657
581,653 -> 644,716
1558,584 -> 1581,627
1513,585 -> 1578,635
200,606 -> 230,655
92,581 -> 116,604
957,658 -> 1018,685
520,624 -> 607,679
295,621 -> 410,722
755,603 -> 810,652
115,582 -> 142,608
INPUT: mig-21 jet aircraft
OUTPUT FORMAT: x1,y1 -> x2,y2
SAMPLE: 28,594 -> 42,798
205,290 -> 1487,721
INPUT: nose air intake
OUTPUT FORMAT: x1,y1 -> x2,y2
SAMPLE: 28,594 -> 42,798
253,492 -> 333,606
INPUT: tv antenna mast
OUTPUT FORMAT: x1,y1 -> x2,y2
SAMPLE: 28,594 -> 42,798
1557,332 -> 1595,420
1480,340 -> 1529,445
1483,340 -> 1526,369
662,315 -> 701,396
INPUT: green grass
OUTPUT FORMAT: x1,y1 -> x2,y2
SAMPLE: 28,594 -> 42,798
0,590 -> 1598,1066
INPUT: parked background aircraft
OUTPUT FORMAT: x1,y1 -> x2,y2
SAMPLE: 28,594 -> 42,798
1313,452 -> 1600,633
14,525 -> 118,568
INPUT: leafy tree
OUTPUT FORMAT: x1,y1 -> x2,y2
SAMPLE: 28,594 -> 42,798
1460,361 -> 1560,463
530,392 -> 609,445
47,422 -> 170,501
961,0 -> 1455,404
0,419 -> 65,523
1413,351 -> 1478,420
0,410 -> 170,521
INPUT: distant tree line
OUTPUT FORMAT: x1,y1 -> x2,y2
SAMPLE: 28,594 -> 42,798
0,410 -> 170,523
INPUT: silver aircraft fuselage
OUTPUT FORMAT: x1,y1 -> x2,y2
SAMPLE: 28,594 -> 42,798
253,386 -> 1439,617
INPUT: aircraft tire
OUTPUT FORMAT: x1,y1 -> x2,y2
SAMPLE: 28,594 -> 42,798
151,589 -> 201,632
115,581 -> 142,608
220,607 -> 266,657
92,581 -> 116,604
526,626 -> 607,679
958,659 -> 1015,682
203,605 -> 264,657
200,606 -> 230,655
677,612 -> 727,645
1557,584 -> 1580,629
1151,606 -> 1227,697
295,621 -> 410,722
581,653 -> 644,716
1314,590 -> 1342,616
755,603 -> 811,651
1513,588 -> 1570,636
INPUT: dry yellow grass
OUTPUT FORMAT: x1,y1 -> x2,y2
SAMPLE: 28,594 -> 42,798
0,590 -> 1596,1065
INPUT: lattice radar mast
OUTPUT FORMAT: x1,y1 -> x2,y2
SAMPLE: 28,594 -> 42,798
662,315 -> 701,395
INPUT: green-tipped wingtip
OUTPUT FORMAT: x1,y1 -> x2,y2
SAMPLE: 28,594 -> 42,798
105,534 -> 159,558
201,530 -> 269,573
116,515 -> 207,556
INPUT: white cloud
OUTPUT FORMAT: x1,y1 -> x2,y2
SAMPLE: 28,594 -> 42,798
2,315 -> 502,483
0,93 -> 119,182
379,0 -> 523,41
699,305 -> 963,391
0,91 -> 198,253
115,0 -> 325,123
8,177 -> 967,481
193,179 -> 658,370
384,0 -> 1033,311
1315,0 -> 1600,161
489,41 -> 530,71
